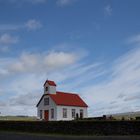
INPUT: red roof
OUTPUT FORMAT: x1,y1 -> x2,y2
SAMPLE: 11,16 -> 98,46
44,80 -> 56,86
36,92 -> 88,107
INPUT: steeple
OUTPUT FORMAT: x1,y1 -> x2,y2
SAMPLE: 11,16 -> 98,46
43,80 -> 56,94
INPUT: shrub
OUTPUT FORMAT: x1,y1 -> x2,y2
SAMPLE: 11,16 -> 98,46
136,116 -> 140,120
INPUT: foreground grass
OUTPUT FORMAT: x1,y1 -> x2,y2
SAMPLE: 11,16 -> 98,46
0,120 -> 140,136
0,130 -> 100,137
1,130 -> 136,137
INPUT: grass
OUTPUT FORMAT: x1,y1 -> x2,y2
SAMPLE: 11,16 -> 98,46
0,116 -> 37,121
0,120 -> 140,136
0,130 -> 96,137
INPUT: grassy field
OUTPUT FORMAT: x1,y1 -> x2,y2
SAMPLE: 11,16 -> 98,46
0,116 -> 37,121
106,111 -> 140,120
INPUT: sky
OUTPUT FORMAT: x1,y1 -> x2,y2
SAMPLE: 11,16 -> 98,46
0,0 -> 140,117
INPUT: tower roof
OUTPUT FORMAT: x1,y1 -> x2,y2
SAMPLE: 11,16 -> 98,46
43,80 -> 56,86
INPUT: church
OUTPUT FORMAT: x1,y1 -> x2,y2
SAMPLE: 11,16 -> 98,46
36,80 -> 88,121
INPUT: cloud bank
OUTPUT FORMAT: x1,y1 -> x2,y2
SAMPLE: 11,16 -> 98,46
82,47 -> 140,116
0,36 -> 140,117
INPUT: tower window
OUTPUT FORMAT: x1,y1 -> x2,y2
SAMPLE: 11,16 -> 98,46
45,87 -> 48,92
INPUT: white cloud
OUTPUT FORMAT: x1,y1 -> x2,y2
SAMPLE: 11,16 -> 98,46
0,102 -> 7,107
0,50 -> 77,77
0,33 -> 18,46
9,92 -> 40,106
29,0 -> 47,4
127,34 -> 140,44
0,49 -> 104,116
104,4 -> 112,16
0,19 -> 42,32
0,24 -> 20,32
25,19 -> 42,31
8,0 -> 77,6
124,93 -> 140,101
81,47 -> 140,116
1,44 -> 140,117
6,51 -> 78,74
0,46 -> 9,53
0,68 -> 9,75
8,0 -> 47,4
56,0 -> 77,7
44,51 -> 76,68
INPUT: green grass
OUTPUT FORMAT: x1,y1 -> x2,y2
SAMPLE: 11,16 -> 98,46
0,116 -> 37,121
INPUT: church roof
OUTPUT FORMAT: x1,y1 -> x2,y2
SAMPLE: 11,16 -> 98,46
36,91 -> 88,107
44,80 -> 56,86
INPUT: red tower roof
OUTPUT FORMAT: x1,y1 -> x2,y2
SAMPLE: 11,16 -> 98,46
44,80 -> 56,86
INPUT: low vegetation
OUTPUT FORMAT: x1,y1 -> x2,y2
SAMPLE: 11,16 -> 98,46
0,116 -> 37,121
0,120 -> 140,135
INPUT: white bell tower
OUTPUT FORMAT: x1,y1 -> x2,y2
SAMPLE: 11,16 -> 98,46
44,80 -> 56,94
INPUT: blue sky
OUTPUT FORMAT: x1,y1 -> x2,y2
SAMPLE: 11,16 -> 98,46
0,0 -> 140,116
